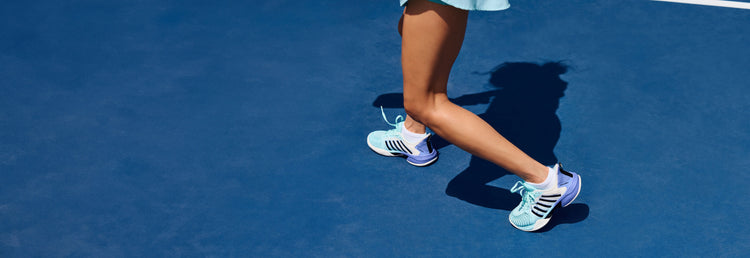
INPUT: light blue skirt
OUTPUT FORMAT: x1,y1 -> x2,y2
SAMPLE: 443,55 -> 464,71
400,0 -> 510,11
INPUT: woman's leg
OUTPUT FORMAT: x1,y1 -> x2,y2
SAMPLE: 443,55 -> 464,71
400,0 -> 548,183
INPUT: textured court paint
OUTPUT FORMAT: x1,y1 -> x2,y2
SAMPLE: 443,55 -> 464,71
1,0 -> 749,257
654,0 -> 750,9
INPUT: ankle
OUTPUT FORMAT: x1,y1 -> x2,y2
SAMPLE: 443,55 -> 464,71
525,164 -> 551,184
404,118 -> 426,134
526,165 -> 557,190
401,124 -> 428,143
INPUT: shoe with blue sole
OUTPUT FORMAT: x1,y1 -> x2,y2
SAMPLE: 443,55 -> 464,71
508,164 -> 582,231
367,108 -> 438,167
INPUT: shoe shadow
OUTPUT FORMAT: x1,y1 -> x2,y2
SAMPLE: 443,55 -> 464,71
373,61 -> 587,228
533,203 -> 590,233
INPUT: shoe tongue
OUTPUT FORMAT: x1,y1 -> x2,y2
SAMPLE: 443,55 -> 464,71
524,182 -> 537,191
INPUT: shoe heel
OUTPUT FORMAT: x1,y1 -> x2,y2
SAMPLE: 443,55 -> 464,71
562,175 -> 582,207
406,153 -> 438,167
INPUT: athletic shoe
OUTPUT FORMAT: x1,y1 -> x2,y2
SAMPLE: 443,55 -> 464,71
367,107 -> 438,167
508,164 -> 582,231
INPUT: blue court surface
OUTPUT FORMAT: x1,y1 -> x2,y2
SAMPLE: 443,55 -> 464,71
2,0 -> 750,256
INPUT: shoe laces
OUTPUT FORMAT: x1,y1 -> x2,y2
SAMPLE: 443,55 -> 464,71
380,106 -> 404,128
511,181 -> 538,211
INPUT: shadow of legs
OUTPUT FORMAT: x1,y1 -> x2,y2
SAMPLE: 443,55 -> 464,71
445,157 -> 517,211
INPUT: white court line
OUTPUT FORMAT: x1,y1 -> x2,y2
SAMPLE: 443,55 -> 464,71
653,0 -> 750,9
654,0 -> 750,9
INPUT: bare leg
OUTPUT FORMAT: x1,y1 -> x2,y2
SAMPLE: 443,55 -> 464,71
400,0 -> 548,183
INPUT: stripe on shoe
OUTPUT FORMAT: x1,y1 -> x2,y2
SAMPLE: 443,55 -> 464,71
392,140 -> 403,152
386,141 -> 395,152
386,140 -> 412,154
396,140 -> 412,154
532,194 -> 561,217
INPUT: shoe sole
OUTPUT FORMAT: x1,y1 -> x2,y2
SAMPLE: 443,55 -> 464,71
367,139 -> 438,167
407,155 -> 438,167
510,215 -> 553,232
511,174 -> 582,232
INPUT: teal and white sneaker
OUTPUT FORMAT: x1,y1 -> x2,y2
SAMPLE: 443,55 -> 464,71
508,164 -> 582,231
367,108 -> 438,167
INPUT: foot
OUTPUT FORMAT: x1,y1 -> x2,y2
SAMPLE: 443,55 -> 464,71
508,164 -> 581,231
367,108 -> 438,167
